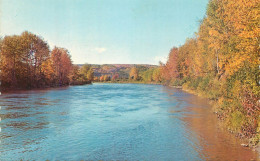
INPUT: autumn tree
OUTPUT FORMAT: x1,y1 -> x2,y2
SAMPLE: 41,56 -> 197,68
50,47 -> 72,85
99,75 -> 104,82
0,35 -> 23,87
94,76 -> 99,82
112,73 -> 119,81
103,75 -> 110,81
129,67 -> 139,80
20,31 -> 50,87
69,65 -> 80,84
161,47 -> 179,82
196,18 -> 216,76
41,58 -> 55,85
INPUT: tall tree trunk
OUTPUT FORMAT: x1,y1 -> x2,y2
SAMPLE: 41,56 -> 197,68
216,49 -> 220,74
12,55 -> 17,87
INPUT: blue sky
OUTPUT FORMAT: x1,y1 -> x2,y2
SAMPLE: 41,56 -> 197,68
0,0 -> 208,65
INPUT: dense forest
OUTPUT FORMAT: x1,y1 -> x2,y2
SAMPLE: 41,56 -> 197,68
0,31 -> 94,90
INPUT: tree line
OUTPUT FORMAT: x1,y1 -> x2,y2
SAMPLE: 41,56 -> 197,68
0,31 -> 93,90
94,66 -> 162,83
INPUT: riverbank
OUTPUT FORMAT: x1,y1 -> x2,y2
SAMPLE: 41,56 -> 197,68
170,84 -> 260,153
0,82 -> 92,93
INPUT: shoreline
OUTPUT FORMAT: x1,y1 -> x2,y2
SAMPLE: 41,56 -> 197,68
168,84 -> 260,154
0,82 -> 92,94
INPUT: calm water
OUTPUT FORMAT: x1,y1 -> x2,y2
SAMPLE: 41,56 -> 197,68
0,83 -> 258,160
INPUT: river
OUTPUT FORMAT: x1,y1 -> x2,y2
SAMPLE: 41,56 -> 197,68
0,83 -> 258,160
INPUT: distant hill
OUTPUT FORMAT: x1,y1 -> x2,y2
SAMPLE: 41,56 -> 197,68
76,64 -> 158,78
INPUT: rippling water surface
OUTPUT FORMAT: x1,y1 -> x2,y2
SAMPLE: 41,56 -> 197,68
0,83 -> 258,160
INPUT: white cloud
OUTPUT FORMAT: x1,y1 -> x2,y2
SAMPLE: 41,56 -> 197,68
70,45 -> 132,64
153,55 -> 167,65
94,47 -> 107,53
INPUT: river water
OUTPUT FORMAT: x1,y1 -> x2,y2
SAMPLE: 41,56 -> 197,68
0,83 -> 258,160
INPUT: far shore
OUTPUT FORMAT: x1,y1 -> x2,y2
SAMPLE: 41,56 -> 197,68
0,82 -> 92,93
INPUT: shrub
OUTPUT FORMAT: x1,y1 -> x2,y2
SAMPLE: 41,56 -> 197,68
187,77 -> 202,90
229,110 -> 246,131
197,76 -> 210,94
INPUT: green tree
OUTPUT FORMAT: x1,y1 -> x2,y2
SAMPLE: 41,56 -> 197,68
79,64 -> 93,82
152,68 -> 162,83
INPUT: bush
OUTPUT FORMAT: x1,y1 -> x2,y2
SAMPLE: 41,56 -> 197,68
229,110 -> 246,131
170,79 -> 182,86
197,76 -> 210,94
187,77 -> 202,90
207,79 -> 222,100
